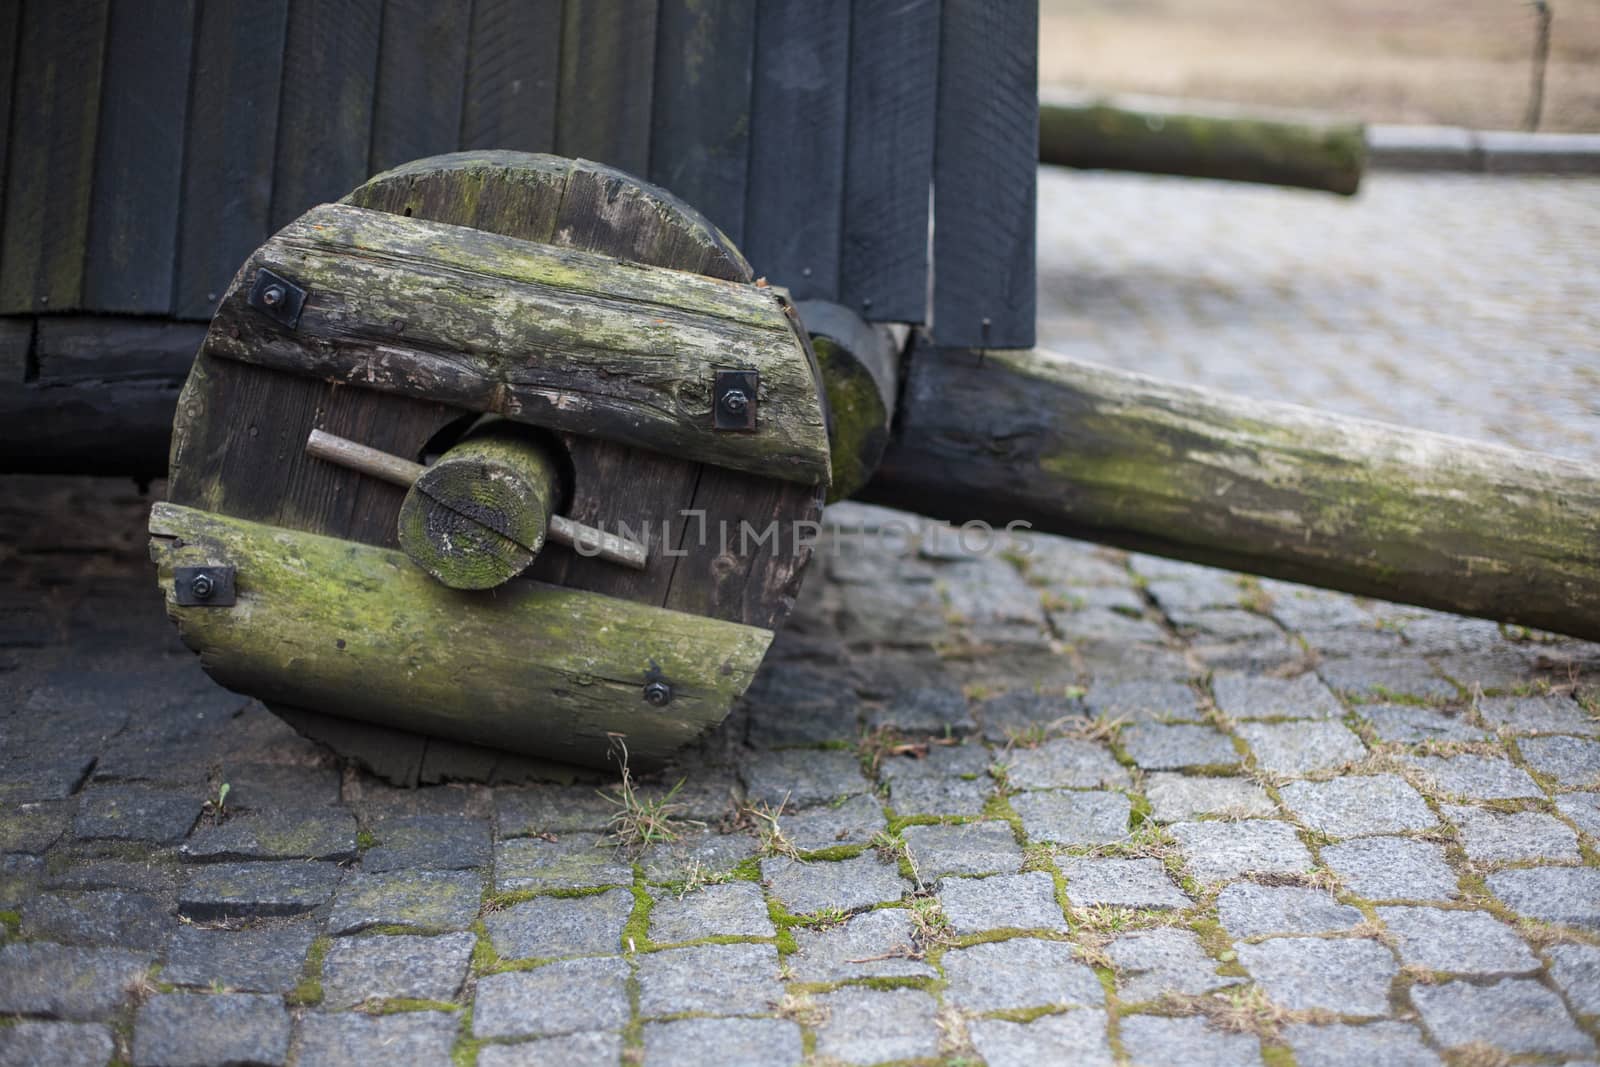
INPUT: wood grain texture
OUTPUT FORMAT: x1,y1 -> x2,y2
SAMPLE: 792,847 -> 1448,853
150,502 -> 773,770
83,0 -> 195,314
0,0 -> 110,314
370,0 -> 470,173
269,0 -> 382,230
173,0 -> 290,320
742,0 -> 851,301
460,0 -> 561,152
556,0 -> 658,176
205,203 -> 830,484
931,0 -> 1036,347
863,342 -> 1600,643
650,0 -> 757,246
840,0 -> 939,324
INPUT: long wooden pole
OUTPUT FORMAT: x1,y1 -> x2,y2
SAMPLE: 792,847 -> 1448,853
861,344 -> 1600,642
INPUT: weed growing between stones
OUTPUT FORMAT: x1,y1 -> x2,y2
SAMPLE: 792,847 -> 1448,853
600,738 -> 697,853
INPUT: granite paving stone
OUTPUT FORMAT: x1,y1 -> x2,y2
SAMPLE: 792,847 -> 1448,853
1374,906 -> 1538,974
1084,680 -> 1203,722
1478,695 -> 1598,736
1412,978 -> 1594,1055
161,924 -> 316,993
649,881 -> 774,943
1119,722 -> 1240,771
1278,775 -> 1437,837
1359,704 -> 1490,744
495,836 -> 633,892
326,869 -> 482,934
938,871 -> 1066,933
637,829 -> 758,883
1211,671 -> 1343,721
635,943 -> 783,1016
761,853 -> 909,914
642,1018 -> 802,1067
1235,937 -> 1398,1015
1546,942 -> 1600,1015
1238,721 -> 1366,775
72,785 -> 200,844
1003,738 -> 1132,790
777,793 -> 886,851
1143,773 -> 1276,822
132,993 -> 291,1067
21,889 -> 173,950
1443,803 -> 1580,863
179,810 -> 358,862
1052,607 -> 1169,646
42,858 -> 177,894
1108,928 -> 1243,1003
220,762 -> 342,811
294,1012 -> 459,1067
940,937 -> 1104,1013
0,853 -> 41,911
1283,1022 -> 1443,1067
321,932 -> 476,1008
740,749 -> 869,809
1061,857 -> 1191,910
0,1021 -> 115,1067
969,1010 -> 1115,1067
0,800 -> 71,853
178,861 -> 340,920
1557,791 -> 1600,837
879,742 -> 994,816
473,957 -> 631,1039
1320,837 -> 1459,901
1405,754 -> 1544,800
1171,820 -> 1315,883
494,787 -> 617,836
484,888 -> 633,959
813,988 -> 940,1065
1519,735 -> 1600,787
980,688 -> 1087,741
360,814 -> 492,872
1318,658 -> 1457,703
901,820 -> 1023,878
1486,866 -> 1600,927
1011,789 -> 1130,844
0,943 -> 152,1019
787,908 -> 936,982
1218,883 -> 1362,938
1118,1014 -> 1264,1067
866,684 -> 977,737
476,1032 -> 623,1067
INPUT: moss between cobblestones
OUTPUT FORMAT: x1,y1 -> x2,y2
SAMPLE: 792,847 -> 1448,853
1259,1043 -> 1296,1067
0,909 -> 19,936
449,1007 -> 480,1067
622,877 -> 654,954
367,997 -> 462,1014
286,934 -> 331,1007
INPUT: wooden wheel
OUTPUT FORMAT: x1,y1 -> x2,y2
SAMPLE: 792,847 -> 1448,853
152,153 -> 829,785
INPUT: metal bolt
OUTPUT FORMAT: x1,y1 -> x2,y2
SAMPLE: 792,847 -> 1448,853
643,680 -> 673,707
260,285 -> 285,307
719,389 -> 749,417
190,573 -> 215,600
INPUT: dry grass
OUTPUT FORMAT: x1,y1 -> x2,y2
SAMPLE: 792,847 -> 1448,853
1041,0 -> 1600,132
600,738 -> 701,853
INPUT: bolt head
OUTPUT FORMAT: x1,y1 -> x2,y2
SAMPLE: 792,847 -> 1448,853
190,573 -> 215,600
260,285 -> 285,307
719,389 -> 749,416
643,680 -> 673,707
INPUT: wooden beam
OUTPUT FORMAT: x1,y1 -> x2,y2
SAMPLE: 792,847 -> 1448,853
797,300 -> 903,502
862,342 -> 1600,642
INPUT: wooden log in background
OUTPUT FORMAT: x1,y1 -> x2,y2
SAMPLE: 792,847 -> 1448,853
863,343 -> 1600,643
1040,90 -> 1366,196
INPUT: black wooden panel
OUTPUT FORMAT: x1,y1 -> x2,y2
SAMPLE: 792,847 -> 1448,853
460,0 -> 561,152
840,0 -> 939,324
173,0 -> 290,320
270,0 -> 383,230
0,319 -> 32,383
0,0 -> 110,314
649,0 -> 755,246
0,1 -> 20,289
84,0 -> 196,314
370,0 -> 470,173
556,0 -> 658,177
742,0 -> 850,302
931,0 -> 1036,348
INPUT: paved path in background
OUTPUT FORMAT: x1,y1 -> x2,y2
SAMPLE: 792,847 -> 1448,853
3,173 -> 1600,1066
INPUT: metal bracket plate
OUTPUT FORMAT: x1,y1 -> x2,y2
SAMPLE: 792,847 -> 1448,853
247,268 -> 307,329
713,369 -> 759,432
174,565 -> 237,607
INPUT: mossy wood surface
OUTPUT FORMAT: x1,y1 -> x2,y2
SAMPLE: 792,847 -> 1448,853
865,343 -> 1600,642
150,502 -> 772,769
204,201 -> 831,486
797,300 -> 902,502
1039,90 -> 1365,196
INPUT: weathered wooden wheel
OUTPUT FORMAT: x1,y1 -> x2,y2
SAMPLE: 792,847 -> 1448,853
150,152 -> 831,785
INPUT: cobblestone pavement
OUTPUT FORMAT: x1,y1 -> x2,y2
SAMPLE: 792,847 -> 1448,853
5,172 -> 1600,1066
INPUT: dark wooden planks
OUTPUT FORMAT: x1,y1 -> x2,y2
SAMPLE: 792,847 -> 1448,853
0,0 -> 20,281
0,318 -> 33,383
742,0 -> 851,301
269,0 -> 383,230
369,0 -> 470,173
174,0 -> 290,319
649,0 -> 756,245
840,0 -> 940,324
930,0 -> 1036,347
556,0 -> 658,176
460,0 -> 561,153
0,0 -> 111,314
83,0 -> 196,314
